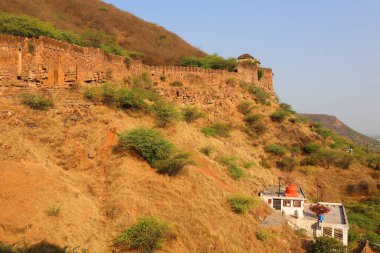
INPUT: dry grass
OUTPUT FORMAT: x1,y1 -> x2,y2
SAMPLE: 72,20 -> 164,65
0,88 -> 376,252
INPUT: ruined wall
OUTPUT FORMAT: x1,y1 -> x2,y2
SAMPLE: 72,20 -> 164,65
0,35 -> 273,93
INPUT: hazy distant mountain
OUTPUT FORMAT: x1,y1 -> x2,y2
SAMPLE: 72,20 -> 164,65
300,114 -> 380,150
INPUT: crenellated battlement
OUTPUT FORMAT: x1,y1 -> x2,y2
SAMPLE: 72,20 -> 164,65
0,34 -> 273,94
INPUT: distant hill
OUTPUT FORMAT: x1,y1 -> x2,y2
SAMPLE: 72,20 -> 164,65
300,114 -> 380,151
0,0 -> 205,65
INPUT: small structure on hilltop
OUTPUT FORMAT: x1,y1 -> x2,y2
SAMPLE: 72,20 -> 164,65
237,53 -> 261,66
260,183 -> 306,218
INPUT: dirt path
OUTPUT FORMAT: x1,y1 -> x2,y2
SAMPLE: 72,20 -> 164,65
192,154 -> 238,193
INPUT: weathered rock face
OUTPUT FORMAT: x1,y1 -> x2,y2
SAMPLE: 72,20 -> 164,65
0,34 -> 273,93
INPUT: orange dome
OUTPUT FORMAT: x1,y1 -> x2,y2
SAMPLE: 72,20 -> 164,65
285,184 -> 299,197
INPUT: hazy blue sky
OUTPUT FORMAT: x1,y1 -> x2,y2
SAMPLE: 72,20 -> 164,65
104,0 -> 380,135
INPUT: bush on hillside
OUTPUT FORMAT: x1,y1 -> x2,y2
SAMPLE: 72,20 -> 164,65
201,123 -> 232,138
237,101 -> 255,115
227,164 -> 246,180
199,145 -> 215,157
264,144 -> 287,156
0,13 -> 82,45
302,142 -> 322,154
0,242 -> 13,253
20,93 -> 53,110
257,69 -> 264,81
367,155 -> 380,170
181,106 -> 205,123
270,109 -> 291,123
256,229 -> 277,241
114,217 -> 174,253
240,82 -> 270,105
180,54 -> 237,72
311,236 -> 345,253
279,103 -> 296,114
117,88 -> 148,111
228,195 -> 258,214
244,114 -> 267,136
312,148 -> 341,169
225,78 -> 238,87
152,102 -> 180,127
116,128 -> 191,176
132,72 -> 153,90
276,156 -> 299,171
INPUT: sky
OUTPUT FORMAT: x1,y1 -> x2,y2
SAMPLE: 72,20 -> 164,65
104,0 -> 380,136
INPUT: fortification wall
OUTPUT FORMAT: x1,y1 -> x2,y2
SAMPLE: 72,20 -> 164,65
0,35 -> 273,94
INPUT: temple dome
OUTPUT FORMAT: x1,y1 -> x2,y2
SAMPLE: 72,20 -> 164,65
285,184 -> 299,197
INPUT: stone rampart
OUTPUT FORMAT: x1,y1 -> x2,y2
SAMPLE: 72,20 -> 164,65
0,34 -> 273,94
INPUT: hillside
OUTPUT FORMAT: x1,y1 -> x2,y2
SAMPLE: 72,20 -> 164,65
300,114 -> 380,151
0,0 -> 205,65
0,76 -> 379,252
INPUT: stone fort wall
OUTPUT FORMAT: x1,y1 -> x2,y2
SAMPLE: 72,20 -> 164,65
0,34 -> 273,94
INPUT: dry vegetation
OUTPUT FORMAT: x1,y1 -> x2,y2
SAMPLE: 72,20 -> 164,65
0,78 -> 378,252
0,0 -> 205,65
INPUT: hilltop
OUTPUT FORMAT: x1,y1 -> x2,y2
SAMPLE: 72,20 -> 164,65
300,114 -> 380,151
0,0 -> 205,65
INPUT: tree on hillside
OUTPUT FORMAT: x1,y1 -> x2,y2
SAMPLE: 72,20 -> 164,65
311,236 -> 345,253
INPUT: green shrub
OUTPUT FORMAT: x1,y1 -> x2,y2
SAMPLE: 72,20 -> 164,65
244,114 -> 267,136
264,144 -> 287,156
311,236 -> 345,253
367,155 -> 380,170
256,229 -> 277,241
155,152 -> 193,176
200,145 -> 214,156
159,75 -> 166,82
270,109 -> 291,122
24,241 -> 66,253
243,162 -> 255,169
181,106 -> 204,123
47,206 -> 60,217
0,13 -> 82,45
257,69 -> 264,81
169,81 -> 183,87
227,164 -> 245,180
201,123 -> 231,138
116,128 -> 174,164
84,86 -> 103,102
237,101 -> 255,115
313,148 -> 341,169
20,94 -> 53,110
116,128 -> 191,176
218,156 -> 237,166
132,73 -> 153,89
152,102 -> 180,127
180,54 -> 237,72
228,195 -> 258,213
276,156 -> 299,171
117,88 -> 148,111
279,103 -> 296,114
240,83 -> 270,105
114,217 -> 174,253
0,242 -> 13,253
302,142 -> 322,154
